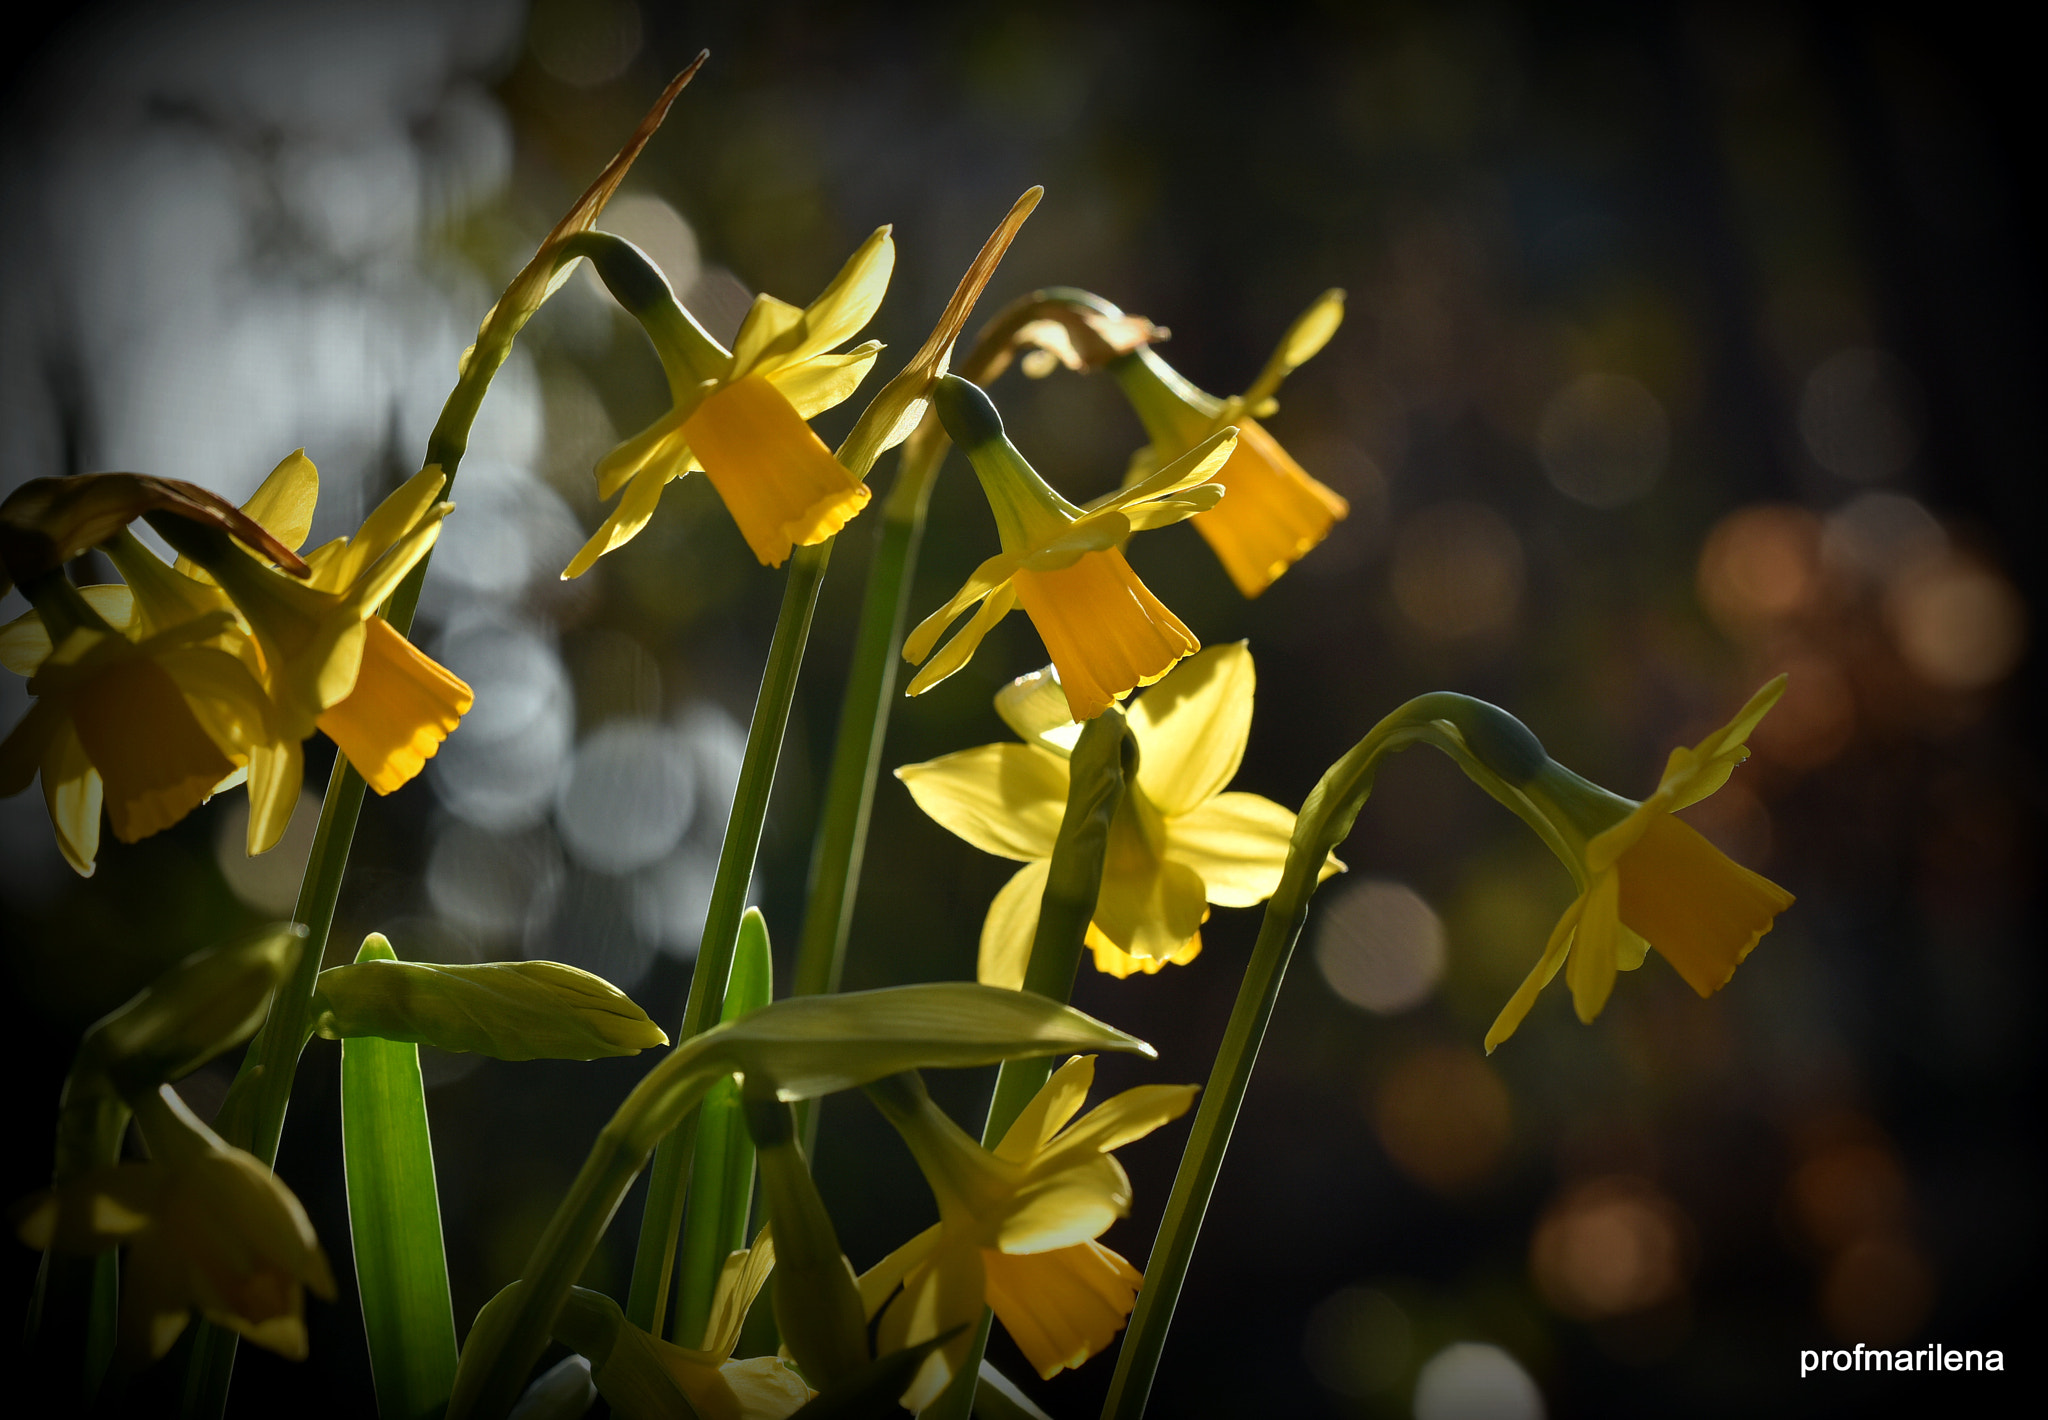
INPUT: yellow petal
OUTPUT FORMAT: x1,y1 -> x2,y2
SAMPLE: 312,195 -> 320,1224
729,293 -> 808,378
904,550 -> 1020,666
0,588 -> 139,675
71,654 -> 236,844
1088,926 -> 1202,978
1011,549 -> 1197,722
1616,813 -> 1793,997
996,1153 -> 1130,1253
978,858 -> 1052,992
717,1356 -> 814,1417
241,449 -> 319,553
1164,791 -> 1303,907
1090,851 -> 1207,964
244,738 -> 302,857
565,465 -> 670,579
699,1228 -> 776,1361
1036,1083 -> 1198,1166
993,1055 -> 1095,1164
768,342 -> 882,420
1095,427 -> 1239,515
1120,484 -> 1225,532
43,721 -> 103,877
1566,870 -> 1622,1023
317,616 -> 473,795
1128,643 -> 1254,816
684,375 -> 870,566
1484,896 -> 1582,1054
1189,420 -> 1349,598
903,582 -> 1018,698
857,1223 -> 942,1322
879,1239 -> 985,1412
897,743 -> 1067,862
1662,675 -> 1789,811
314,465 -> 446,594
993,666 -> 1083,757
785,227 -> 894,369
596,405 -> 696,502
984,1242 -> 1142,1380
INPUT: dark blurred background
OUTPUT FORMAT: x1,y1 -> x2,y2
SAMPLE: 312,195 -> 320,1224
3,2 -> 2039,1416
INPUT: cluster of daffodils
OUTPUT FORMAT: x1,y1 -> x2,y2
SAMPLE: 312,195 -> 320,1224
0,454 -> 470,873
6,65 -> 1799,1420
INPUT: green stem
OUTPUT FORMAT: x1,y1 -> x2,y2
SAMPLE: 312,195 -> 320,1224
1099,697 -> 1532,1419
27,1068 -> 128,1407
923,712 -> 1134,1420
625,539 -> 833,1333
789,420 -> 947,1154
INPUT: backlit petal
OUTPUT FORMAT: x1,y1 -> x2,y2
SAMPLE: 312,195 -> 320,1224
241,449 -> 319,552
1166,791 -> 1304,906
983,1242 -> 1141,1381
1128,642 -> 1254,816
43,722 -> 103,876
1617,813 -> 1794,997
994,1056 -> 1095,1164
1484,896 -> 1581,1054
903,582 -> 1018,698
564,466 -> 670,579
71,655 -> 236,844
1188,420 -> 1348,598
767,342 -> 881,420
685,376 -> 870,566
1091,851 -> 1207,964
898,743 -> 1067,862
1088,926 -> 1202,977
317,616 -> 473,794
997,1153 -> 1130,1253
785,228 -> 894,368
978,859 -> 1052,992
904,551 -> 1020,666
1566,870 -> 1622,1023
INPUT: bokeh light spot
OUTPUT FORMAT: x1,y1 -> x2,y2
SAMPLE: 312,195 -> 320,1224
1315,878 -> 1447,1014
1392,502 -> 1524,639
1305,1286 -> 1413,1399
528,0 -> 643,88
555,720 -> 696,875
1412,1342 -> 1545,1420
215,785 -> 322,915
1696,505 -> 1820,635
1822,1234 -> 1935,1344
1536,373 -> 1668,508
1799,347 -> 1922,483
1820,491 -> 1944,584
427,821 -> 565,942
1530,1176 -> 1689,1320
1887,557 -> 2027,691
1373,1045 -> 1512,1192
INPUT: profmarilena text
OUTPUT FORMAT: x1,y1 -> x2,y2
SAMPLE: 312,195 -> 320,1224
1802,1344 -> 2004,1377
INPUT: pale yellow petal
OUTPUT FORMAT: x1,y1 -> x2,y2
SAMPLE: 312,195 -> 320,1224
317,465 -> 446,593
785,227 -> 894,367
993,666 -> 1083,757
1090,853 -> 1207,963
43,721 -> 103,877
1663,675 -> 1788,811
879,1241 -> 985,1412
1484,896 -> 1582,1054
903,552 -> 1022,666
1129,642 -> 1253,816
596,406 -> 696,502
904,582 -> 1018,697
1121,484 -> 1225,531
993,1056 -> 1094,1164
984,1243 -> 1141,1382
996,1154 -> 1130,1253
896,743 -> 1067,862
564,467 -> 669,579
245,738 -> 302,856
857,1223 -> 942,1322
978,859 -> 1051,992
729,293 -> 807,379
1035,1083 -> 1198,1168
1567,871 -> 1622,1023
1164,791 -> 1302,907
241,450 -> 319,552
767,343 -> 881,420
1094,427 -> 1238,515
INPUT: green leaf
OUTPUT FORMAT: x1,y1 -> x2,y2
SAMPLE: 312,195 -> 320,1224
314,958 -> 668,1060
342,935 -> 459,1419
971,1361 -> 1052,1420
672,907 -> 773,1348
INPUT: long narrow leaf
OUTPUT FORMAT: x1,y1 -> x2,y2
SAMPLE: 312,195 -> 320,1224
342,934 -> 459,1420
672,908 -> 773,1347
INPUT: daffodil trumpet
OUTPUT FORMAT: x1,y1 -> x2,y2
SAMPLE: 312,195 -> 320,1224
905,374 -> 1234,721
561,227 -> 892,574
1106,288 -> 1350,597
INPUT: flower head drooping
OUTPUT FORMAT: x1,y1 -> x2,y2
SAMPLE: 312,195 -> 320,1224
562,228 -> 895,574
899,643 -> 1342,984
14,1084 -> 335,1365
1108,290 -> 1350,597
144,457 -> 471,849
904,374 -> 1236,721
1476,677 -> 1797,1051
860,1061 -> 1196,1409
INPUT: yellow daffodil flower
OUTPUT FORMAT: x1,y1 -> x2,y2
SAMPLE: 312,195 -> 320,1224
1108,290 -> 1349,597
14,1084 -> 335,1365
1483,677 -> 1797,1052
571,1232 -> 813,1420
859,1059 -> 1196,1408
905,374 -> 1237,721
563,229 -> 894,574
146,456 -> 471,850
899,644 -> 1341,984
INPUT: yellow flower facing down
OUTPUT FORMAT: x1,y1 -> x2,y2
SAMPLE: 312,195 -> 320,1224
142,455 -> 472,849
563,229 -> 895,574
1108,290 -> 1350,597
1484,677 -> 1797,1052
905,374 -> 1238,721
573,1230 -> 813,1420
0,586 -> 268,875
859,1059 -> 1197,1409
14,1084 -> 335,1365
899,643 -> 1341,984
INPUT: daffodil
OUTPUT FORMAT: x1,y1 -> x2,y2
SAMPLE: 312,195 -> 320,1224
565,1232 -> 813,1420
1483,677 -> 1797,1052
0,585 -> 267,875
859,1059 -> 1196,1408
904,374 -> 1238,721
899,643 -> 1340,984
1107,290 -> 1350,597
144,456 -> 471,850
563,229 -> 894,574
13,1084 -> 335,1364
